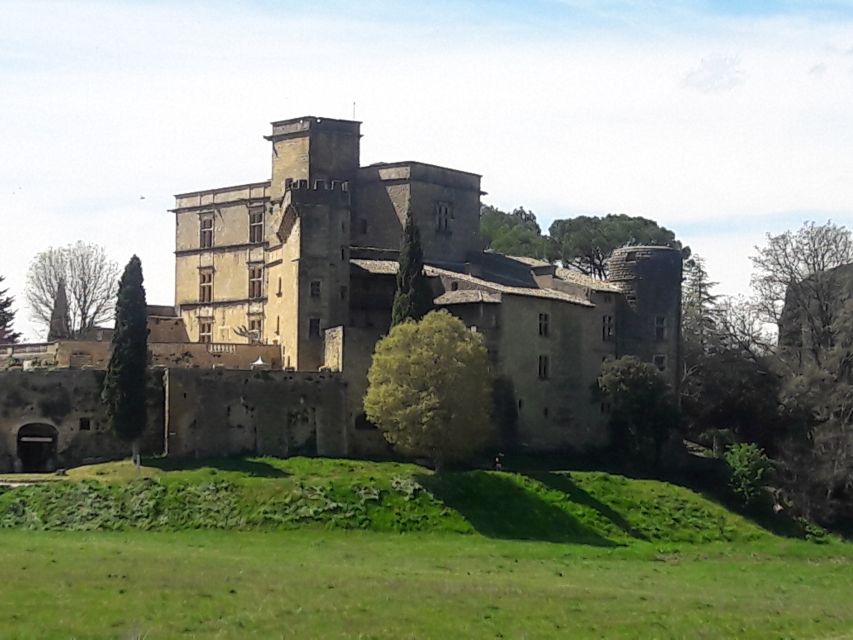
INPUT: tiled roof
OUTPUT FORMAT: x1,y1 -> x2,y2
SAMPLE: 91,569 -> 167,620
555,268 -> 623,292
434,290 -> 502,305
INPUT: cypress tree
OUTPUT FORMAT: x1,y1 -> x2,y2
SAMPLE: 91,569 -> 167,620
391,215 -> 433,325
0,275 -> 21,344
102,256 -> 148,465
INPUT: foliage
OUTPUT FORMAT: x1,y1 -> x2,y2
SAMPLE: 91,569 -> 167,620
391,215 -> 433,325
25,241 -> 120,339
750,221 -> 853,526
102,256 -> 148,455
479,204 -> 552,259
550,214 -> 683,278
724,443 -> 773,506
0,275 -> 21,344
365,310 -> 494,469
597,356 -> 680,467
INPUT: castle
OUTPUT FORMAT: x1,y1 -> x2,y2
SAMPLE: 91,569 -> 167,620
0,115 -> 681,471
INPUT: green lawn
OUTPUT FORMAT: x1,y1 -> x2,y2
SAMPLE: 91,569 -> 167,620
1,457 -> 850,638
0,529 -> 851,639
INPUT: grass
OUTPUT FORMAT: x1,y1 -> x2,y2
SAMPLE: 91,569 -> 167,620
1,456 -> 849,637
0,529 -> 851,639
0,456 -> 782,543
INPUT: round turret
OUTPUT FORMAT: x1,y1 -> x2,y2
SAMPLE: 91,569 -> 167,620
607,246 -> 682,391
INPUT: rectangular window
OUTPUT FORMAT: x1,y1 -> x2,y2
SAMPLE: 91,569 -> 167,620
340,285 -> 348,300
248,266 -> 263,299
602,315 -> 614,342
199,270 -> 213,303
654,354 -> 666,372
200,217 -> 214,249
436,201 -> 452,233
538,354 -> 550,380
79,417 -> 91,431
199,320 -> 212,343
249,209 -> 264,244
308,317 -> 321,337
275,316 -> 280,335
538,313 -> 550,337
310,280 -> 321,298
277,277 -> 283,297
655,316 -> 667,341
248,317 -> 263,341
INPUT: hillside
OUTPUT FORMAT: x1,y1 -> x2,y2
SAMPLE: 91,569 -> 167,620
0,457 -> 781,544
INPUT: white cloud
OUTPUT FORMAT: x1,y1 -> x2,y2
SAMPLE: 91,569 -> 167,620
1,2 -> 852,339
681,55 -> 744,93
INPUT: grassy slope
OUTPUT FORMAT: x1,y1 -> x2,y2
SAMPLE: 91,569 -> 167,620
0,529 -> 851,639
0,456 -> 772,544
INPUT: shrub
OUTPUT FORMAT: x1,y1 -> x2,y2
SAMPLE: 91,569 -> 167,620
724,443 -> 773,506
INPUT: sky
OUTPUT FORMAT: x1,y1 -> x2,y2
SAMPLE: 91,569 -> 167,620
1,0 -> 852,340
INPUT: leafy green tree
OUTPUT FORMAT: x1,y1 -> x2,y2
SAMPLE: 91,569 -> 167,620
480,204 -> 552,259
550,214 -> 683,278
365,310 -> 494,470
724,443 -> 773,507
597,356 -> 680,467
391,215 -> 433,326
102,256 -> 148,466
0,275 -> 21,344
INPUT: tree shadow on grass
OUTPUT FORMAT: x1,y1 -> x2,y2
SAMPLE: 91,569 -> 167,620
416,471 -> 620,546
523,471 -> 648,541
144,456 -> 290,478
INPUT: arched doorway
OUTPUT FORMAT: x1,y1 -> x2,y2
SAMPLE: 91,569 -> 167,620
17,423 -> 58,472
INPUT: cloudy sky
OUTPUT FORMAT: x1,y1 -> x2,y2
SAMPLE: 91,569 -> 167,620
1,0 -> 852,339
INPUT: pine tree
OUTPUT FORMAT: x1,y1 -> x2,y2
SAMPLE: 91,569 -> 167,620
391,215 -> 433,325
47,279 -> 71,341
0,275 -> 21,344
102,256 -> 148,466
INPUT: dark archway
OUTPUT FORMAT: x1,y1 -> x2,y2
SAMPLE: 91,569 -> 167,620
17,423 -> 58,472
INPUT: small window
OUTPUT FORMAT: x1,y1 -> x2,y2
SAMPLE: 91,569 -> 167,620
436,202 -> 452,233
543,407 -> 549,418
653,354 -> 666,372
199,320 -> 212,344
277,277 -> 283,297
79,417 -> 91,431
199,271 -> 213,303
602,315 -> 614,342
249,210 -> 264,244
200,217 -> 214,248
310,280 -> 321,298
248,317 -> 263,341
655,316 -> 667,341
358,218 -> 368,234
248,266 -> 263,299
275,315 -> 280,335
538,354 -> 550,380
538,313 -> 549,337
451,281 -> 459,291
340,285 -> 348,301
308,317 -> 321,338
600,401 -> 611,415
517,398 -> 523,410
340,246 -> 346,261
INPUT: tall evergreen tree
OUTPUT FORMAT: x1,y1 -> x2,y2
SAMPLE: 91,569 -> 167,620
0,275 -> 21,344
47,279 -> 71,341
392,215 -> 433,325
102,256 -> 148,466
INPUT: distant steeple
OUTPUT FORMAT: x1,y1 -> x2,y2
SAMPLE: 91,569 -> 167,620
47,279 -> 71,341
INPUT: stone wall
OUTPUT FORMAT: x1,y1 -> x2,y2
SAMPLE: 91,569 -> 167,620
0,369 -> 165,472
163,368 -> 347,459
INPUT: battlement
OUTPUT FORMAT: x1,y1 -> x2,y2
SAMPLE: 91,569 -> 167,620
284,178 -> 351,206
265,116 -> 361,142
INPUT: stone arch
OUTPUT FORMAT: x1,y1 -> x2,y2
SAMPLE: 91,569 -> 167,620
16,422 -> 59,473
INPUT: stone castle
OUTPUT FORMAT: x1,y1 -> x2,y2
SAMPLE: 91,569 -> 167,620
0,115 -> 681,472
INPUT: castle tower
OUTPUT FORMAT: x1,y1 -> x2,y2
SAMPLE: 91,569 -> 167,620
607,246 -> 682,393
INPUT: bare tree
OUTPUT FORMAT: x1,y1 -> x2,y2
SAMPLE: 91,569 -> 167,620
26,242 -> 120,339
